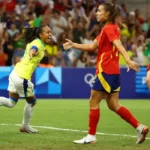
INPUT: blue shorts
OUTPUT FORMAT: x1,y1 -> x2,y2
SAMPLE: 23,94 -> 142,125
92,72 -> 121,93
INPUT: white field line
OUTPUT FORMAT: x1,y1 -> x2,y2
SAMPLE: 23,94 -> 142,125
0,123 -> 149,140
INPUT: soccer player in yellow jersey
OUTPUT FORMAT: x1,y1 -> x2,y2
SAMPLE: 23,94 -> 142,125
0,25 -> 52,133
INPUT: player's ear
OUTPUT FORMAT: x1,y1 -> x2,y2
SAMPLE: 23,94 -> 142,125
105,11 -> 110,19
39,33 -> 42,39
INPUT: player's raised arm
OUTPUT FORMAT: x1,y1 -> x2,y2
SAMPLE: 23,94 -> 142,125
113,39 -> 140,72
63,39 -> 98,52
29,47 -> 39,59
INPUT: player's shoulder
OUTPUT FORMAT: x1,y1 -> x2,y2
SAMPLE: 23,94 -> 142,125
30,39 -> 40,45
28,39 -> 36,46
29,38 -> 44,48
103,23 -> 118,31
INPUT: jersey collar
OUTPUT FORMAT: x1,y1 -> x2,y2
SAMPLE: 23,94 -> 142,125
36,38 -> 45,47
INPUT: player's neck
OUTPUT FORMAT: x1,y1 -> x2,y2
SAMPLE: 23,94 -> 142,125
104,21 -> 112,25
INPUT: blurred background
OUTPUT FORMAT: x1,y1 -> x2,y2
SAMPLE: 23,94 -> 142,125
0,0 -> 150,98
0,0 -> 150,67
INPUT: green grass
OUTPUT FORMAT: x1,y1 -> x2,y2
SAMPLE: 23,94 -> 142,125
0,99 -> 149,150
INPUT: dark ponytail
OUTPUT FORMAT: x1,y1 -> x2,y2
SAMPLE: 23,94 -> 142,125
24,25 -> 48,43
111,4 -> 120,23
102,3 -> 121,23
24,27 -> 37,43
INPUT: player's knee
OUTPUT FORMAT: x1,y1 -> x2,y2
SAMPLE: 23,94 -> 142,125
31,102 -> 37,107
9,97 -> 18,108
26,98 -> 37,107
108,104 -> 120,112
8,100 -> 16,108
108,104 -> 115,111
89,97 -> 99,108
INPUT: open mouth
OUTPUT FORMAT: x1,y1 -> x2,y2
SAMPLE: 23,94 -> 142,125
47,36 -> 51,41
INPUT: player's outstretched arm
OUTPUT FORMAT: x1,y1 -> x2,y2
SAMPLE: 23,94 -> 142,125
113,39 -> 140,72
63,39 -> 98,52
29,49 -> 39,59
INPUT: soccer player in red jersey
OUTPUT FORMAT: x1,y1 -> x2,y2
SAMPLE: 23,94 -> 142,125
146,65 -> 150,90
63,3 -> 149,144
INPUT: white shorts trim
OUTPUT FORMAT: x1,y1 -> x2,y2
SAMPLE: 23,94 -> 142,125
8,70 -> 34,97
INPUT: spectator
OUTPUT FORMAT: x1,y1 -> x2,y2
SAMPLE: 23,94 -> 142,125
39,56 -> 53,68
54,0 -> 67,12
50,10 -> 68,38
55,49 -> 66,67
131,37 -> 146,66
0,47 -> 8,66
7,23 -> 19,37
0,0 -> 149,68
72,51 -> 87,67
3,31 -> 14,66
0,0 -> 16,12
46,39 -> 58,56
70,0 -> 85,19
135,9 -> 144,24
12,31 -> 25,64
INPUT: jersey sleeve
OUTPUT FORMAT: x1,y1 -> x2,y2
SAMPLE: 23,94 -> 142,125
30,40 -> 41,51
104,26 -> 119,42
96,33 -> 100,40
95,34 -> 100,43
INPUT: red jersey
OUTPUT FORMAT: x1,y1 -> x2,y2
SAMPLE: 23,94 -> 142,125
147,65 -> 150,71
95,24 -> 120,75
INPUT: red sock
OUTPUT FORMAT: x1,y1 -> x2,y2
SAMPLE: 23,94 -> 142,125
88,109 -> 100,135
117,106 -> 139,128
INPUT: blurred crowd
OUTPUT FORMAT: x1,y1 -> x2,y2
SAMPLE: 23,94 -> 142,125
0,0 -> 150,68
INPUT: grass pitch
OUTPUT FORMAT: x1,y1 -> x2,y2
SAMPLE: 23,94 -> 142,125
0,99 -> 149,150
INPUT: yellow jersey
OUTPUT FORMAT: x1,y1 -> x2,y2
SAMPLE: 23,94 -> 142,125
14,38 -> 46,80
46,44 -> 58,56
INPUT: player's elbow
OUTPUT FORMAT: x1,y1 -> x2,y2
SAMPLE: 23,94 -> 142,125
89,45 -> 96,52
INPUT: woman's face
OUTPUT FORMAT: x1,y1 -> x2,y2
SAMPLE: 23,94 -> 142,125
96,5 -> 108,23
40,26 -> 52,44
4,31 -> 9,39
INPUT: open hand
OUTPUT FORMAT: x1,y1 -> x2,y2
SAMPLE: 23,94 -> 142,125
127,60 -> 140,72
63,39 -> 73,50
29,49 -> 38,59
